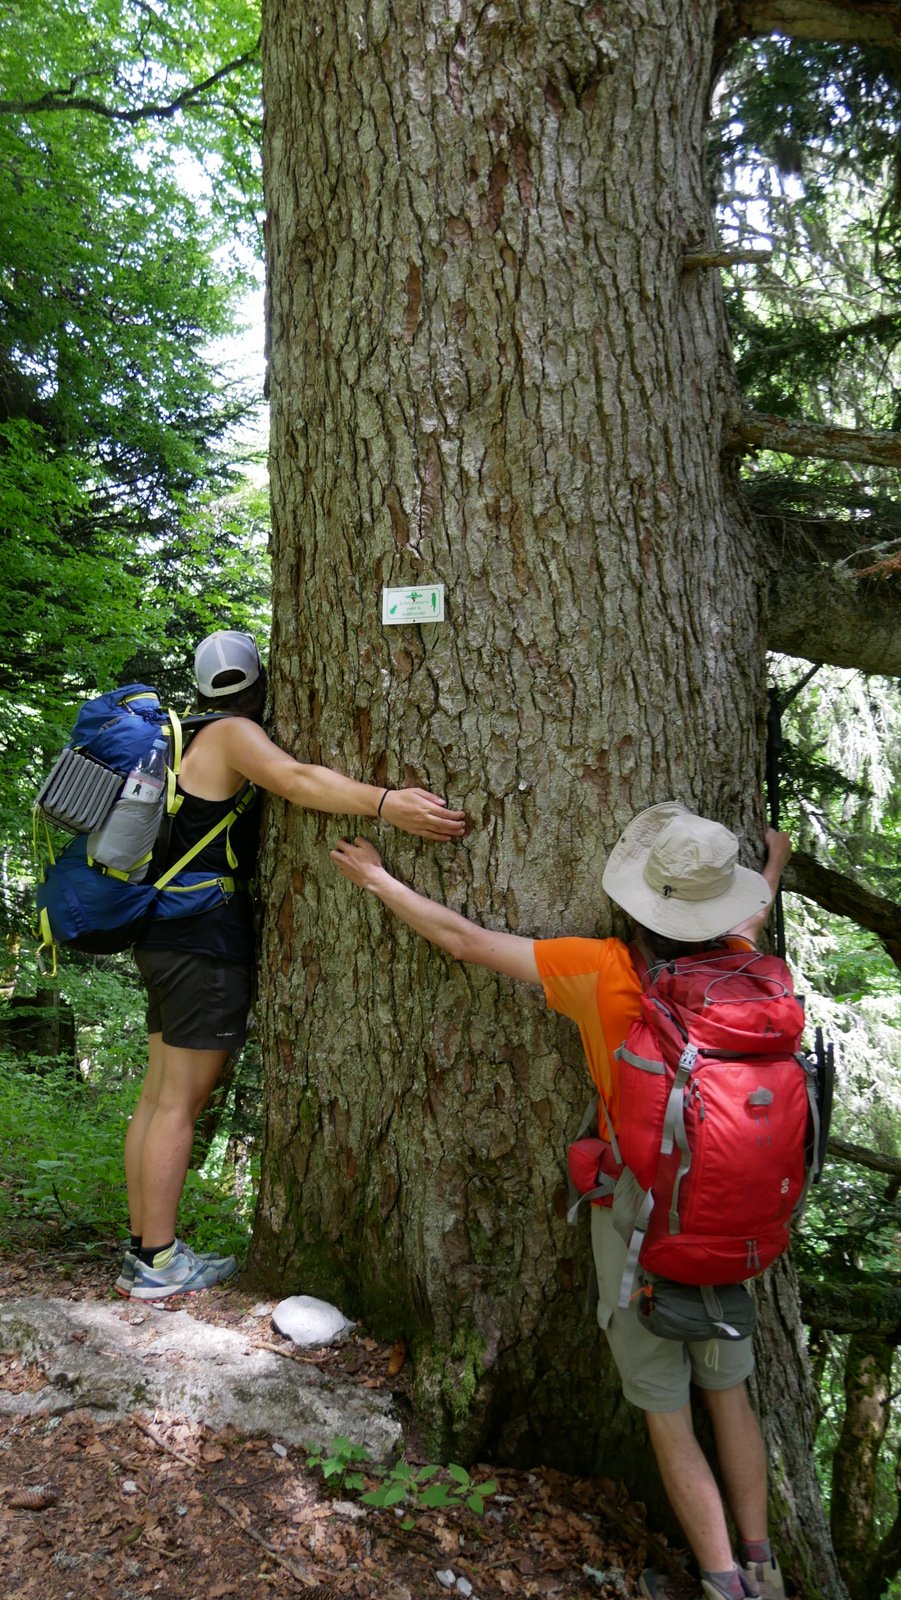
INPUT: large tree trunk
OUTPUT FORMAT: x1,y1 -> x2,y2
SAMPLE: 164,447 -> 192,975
255,1 -> 846,1593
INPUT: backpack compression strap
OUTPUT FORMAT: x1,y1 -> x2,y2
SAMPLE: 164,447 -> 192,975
36,906 -> 58,978
33,811 -> 61,976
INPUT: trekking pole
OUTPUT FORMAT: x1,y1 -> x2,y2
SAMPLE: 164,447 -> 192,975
766,687 -> 787,963
813,1026 -> 835,1182
765,664 -> 821,964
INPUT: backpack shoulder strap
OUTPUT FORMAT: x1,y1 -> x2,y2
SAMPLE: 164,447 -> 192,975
627,941 -> 649,985
153,782 -> 255,891
159,709 -> 227,826
163,708 -> 184,818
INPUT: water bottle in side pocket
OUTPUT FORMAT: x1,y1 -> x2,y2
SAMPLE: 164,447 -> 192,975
87,737 -> 168,880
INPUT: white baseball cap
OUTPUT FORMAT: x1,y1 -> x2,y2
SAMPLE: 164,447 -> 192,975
601,802 -> 771,940
194,631 -> 262,698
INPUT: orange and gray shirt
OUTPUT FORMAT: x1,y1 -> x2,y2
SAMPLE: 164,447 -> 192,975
533,936 -> 640,1136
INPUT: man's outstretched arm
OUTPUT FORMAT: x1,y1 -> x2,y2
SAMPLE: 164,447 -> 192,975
729,826 -> 792,946
330,837 -> 541,985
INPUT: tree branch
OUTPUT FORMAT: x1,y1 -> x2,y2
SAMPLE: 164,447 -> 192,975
0,48 -> 259,125
734,1 -> 901,46
727,409 -> 901,470
798,1274 -> 901,1338
738,313 -> 901,378
784,850 -> 901,971
683,247 -> 773,269
761,516 -> 901,675
826,1139 -> 901,1182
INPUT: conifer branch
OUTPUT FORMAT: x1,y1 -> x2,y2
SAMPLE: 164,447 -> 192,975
728,409 -> 901,469
0,48 -> 259,124
784,850 -> 901,972
682,247 -> 773,269
826,1139 -> 901,1182
798,1275 -> 901,1337
739,312 -> 901,374
759,511 -> 901,675
734,1 -> 901,47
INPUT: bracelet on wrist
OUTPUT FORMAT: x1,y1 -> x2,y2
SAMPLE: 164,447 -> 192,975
377,787 -> 392,819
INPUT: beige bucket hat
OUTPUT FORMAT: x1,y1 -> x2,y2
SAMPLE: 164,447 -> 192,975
601,802 -> 771,941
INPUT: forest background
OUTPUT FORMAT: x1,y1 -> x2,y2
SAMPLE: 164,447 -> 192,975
0,3 -> 900,1598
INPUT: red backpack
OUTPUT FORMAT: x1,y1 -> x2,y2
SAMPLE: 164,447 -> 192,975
568,945 -> 820,1295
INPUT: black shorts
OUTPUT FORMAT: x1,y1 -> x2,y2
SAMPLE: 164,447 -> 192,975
134,948 -> 252,1051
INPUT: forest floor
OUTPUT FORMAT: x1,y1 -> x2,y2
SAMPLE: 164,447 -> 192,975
0,1243 -> 699,1600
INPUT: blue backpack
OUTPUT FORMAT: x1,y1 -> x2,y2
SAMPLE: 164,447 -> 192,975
33,685 -> 253,972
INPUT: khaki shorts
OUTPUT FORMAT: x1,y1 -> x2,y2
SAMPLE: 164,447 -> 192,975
590,1206 -> 754,1413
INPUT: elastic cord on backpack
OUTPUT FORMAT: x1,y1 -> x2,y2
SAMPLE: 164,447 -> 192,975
88,851 -> 153,881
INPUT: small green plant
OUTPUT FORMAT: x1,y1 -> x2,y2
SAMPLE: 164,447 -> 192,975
303,1437 -> 497,1528
304,1436 -> 370,1493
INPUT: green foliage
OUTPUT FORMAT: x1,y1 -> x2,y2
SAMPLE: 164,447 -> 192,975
0,0 -> 262,247
796,1160 -> 901,1284
0,958 -> 256,1254
713,40 -> 901,422
304,1436 -> 371,1494
0,0 -> 267,699
772,667 -> 901,1134
772,660 -> 901,918
0,1059 -> 129,1241
770,659 -> 901,1579
303,1437 -> 497,1529
712,39 -> 901,574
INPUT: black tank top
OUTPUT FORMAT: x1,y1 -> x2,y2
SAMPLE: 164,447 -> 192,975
136,783 -> 261,963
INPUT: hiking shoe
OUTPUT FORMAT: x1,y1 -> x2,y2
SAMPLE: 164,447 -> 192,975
641,1570 -> 758,1600
701,1573 -> 758,1600
129,1240 -> 237,1301
640,1573 -> 686,1599
115,1241 -> 236,1298
115,1249 -> 139,1297
740,1557 -> 785,1600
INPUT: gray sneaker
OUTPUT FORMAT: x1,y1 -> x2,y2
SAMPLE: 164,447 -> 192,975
115,1241 -> 237,1298
130,1240 -> 237,1301
115,1249 -> 139,1298
641,1570 -> 760,1600
740,1558 -> 785,1600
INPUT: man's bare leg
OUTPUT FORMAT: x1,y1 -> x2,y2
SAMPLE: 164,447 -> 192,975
701,1383 -> 769,1545
644,1404 -> 735,1574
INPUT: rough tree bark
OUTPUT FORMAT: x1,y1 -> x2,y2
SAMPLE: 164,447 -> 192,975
830,1336 -> 895,1600
253,1 -> 883,1594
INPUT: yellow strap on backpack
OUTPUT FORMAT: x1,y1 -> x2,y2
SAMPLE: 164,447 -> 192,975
32,812 -> 60,976
36,907 -> 57,979
153,783 -> 255,891
162,708 -> 184,818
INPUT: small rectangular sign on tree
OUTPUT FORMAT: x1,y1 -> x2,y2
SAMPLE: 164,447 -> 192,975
381,585 -> 446,624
